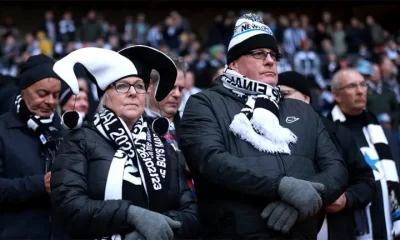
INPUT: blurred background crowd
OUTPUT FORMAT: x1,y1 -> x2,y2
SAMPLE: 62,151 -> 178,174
1,4 -> 400,133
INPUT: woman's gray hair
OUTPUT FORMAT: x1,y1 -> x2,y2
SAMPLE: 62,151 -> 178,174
97,92 -> 108,112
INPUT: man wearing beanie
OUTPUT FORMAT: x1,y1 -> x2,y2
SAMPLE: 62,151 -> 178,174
279,71 -> 375,240
180,13 -> 348,239
0,54 -> 78,239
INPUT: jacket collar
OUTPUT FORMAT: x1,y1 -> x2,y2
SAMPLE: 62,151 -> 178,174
5,110 -> 26,128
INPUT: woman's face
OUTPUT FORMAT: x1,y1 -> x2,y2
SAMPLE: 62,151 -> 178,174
104,76 -> 147,124
62,91 -> 89,114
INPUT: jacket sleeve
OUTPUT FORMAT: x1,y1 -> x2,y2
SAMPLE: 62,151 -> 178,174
179,93 -> 284,198
0,130 -> 46,209
339,125 -> 375,209
309,115 -> 349,205
51,129 -> 132,239
164,151 -> 199,239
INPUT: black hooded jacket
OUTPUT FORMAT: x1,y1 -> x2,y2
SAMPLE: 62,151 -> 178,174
179,79 -> 348,239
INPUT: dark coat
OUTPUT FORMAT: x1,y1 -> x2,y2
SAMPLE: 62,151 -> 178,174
320,116 -> 375,240
0,110 -> 66,239
50,121 -> 199,239
179,80 -> 348,239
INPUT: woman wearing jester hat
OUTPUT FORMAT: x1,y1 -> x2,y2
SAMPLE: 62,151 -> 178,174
50,46 -> 199,240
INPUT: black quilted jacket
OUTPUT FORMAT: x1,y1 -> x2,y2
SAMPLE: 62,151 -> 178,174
50,120 -> 199,239
179,79 -> 348,239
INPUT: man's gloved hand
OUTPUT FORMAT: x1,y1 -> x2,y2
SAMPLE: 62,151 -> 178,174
261,201 -> 299,233
126,205 -> 182,240
125,231 -> 145,240
277,176 -> 325,220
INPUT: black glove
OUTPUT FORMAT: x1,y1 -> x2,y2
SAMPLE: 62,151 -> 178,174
278,176 -> 325,220
261,201 -> 299,233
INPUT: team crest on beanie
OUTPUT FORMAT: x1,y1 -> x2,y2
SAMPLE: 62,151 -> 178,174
227,13 -> 279,64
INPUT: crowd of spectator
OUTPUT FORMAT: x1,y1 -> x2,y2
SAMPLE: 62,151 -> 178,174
1,9 -> 400,129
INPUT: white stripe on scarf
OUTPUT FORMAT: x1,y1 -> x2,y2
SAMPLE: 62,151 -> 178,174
94,114 -> 147,240
331,105 -> 400,238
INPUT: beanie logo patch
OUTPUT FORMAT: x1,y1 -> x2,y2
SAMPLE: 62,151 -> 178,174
234,21 -> 273,36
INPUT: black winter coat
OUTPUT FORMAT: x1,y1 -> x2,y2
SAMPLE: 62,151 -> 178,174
320,116 -> 375,240
51,122 -> 199,239
179,80 -> 348,239
0,110 -> 66,240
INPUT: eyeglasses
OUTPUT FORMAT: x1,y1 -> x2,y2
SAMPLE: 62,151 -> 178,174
248,50 -> 282,62
337,81 -> 368,91
111,82 -> 147,94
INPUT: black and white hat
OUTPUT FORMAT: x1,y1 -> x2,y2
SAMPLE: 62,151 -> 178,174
118,45 -> 177,102
227,13 -> 280,64
53,47 -> 139,129
53,47 -> 177,129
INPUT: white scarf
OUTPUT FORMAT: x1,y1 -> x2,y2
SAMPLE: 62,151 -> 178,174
221,67 -> 297,154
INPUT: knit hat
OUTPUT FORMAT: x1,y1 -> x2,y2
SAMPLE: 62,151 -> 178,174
278,71 -> 311,98
58,63 -> 87,108
227,13 -> 279,64
19,54 -> 62,91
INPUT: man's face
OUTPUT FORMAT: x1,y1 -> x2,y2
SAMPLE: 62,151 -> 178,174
381,59 -> 394,77
280,85 -> 310,104
371,65 -> 381,82
21,78 -> 61,117
333,71 -> 367,115
231,48 -> 278,86
184,71 -> 195,89
149,70 -> 185,119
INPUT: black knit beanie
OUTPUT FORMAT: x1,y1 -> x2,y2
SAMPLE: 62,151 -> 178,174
19,54 -> 61,91
278,71 -> 311,98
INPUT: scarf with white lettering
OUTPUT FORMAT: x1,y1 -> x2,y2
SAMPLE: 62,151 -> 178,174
94,107 -> 170,240
221,67 -> 297,154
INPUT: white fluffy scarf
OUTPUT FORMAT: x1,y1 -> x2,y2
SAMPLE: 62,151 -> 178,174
221,67 -> 297,154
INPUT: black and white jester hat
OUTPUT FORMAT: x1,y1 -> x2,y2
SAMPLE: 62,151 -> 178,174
53,46 -> 178,130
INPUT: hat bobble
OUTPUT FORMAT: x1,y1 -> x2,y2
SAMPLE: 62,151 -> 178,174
151,117 -> 170,136
61,111 -> 83,130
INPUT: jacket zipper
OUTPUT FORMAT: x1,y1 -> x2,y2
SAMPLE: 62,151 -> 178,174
276,153 -> 287,175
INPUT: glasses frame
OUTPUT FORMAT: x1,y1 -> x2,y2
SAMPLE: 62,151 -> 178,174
110,82 -> 147,94
337,81 -> 368,91
248,50 -> 283,62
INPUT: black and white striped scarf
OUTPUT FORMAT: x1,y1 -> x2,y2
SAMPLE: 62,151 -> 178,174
94,107 -> 170,240
330,105 -> 400,237
221,67 -> 297,154
14,94 -> 63,172
15,94 -> 62,165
